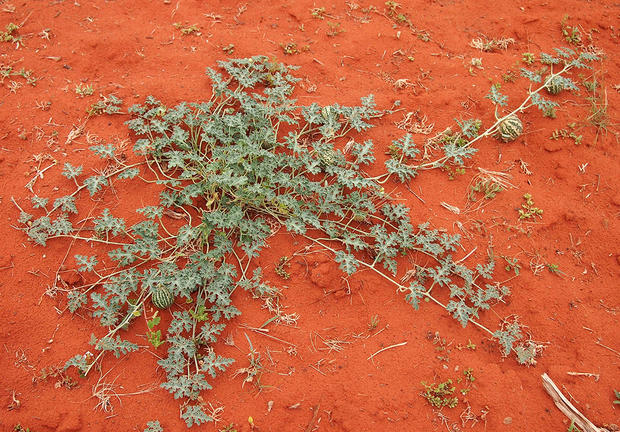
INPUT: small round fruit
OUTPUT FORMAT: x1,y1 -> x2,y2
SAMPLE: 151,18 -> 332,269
152,286 -> 174,309
497,115 -> 523,142
544,76 -> 564,95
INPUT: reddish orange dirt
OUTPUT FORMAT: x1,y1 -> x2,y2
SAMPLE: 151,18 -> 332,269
1,1 -> 618,431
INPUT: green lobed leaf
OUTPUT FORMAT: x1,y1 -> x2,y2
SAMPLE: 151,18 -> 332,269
90,144 -> 116,159
62,162 -> 83,180
181,405 -> 213,427
334,250 -> 359,275
75,254 -> 97,272
83,175 -> 109,196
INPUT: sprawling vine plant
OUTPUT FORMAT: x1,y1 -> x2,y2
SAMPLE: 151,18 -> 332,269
15,49 -> 597,427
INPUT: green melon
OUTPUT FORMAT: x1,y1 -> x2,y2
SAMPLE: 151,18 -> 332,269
544,76 -> 564,95
497,115 -> 523,142
152,286 -> 174,309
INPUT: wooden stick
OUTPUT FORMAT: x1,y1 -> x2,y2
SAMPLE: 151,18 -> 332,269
595,340 -> 620,358
239,324 -> 296,347
541,373 -> 609,432
304,404 -> 320,432
367,341 -> 407,361
566,371 -> 600,382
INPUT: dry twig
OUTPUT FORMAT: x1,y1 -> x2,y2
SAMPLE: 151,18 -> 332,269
541,373 -> 610,432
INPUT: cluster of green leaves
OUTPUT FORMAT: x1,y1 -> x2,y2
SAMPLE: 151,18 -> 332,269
0,65 -> 37,86
421,379 -> 458,408
469,178 -> 503,201
518,193 -> 543,220
17,55 -> 568,427
505,47 -> 597,117
560,15 -> 582,45
0,22 -> 20,43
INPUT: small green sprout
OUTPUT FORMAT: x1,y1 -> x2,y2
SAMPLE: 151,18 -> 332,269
421,380 -> 458,408
519,193 -> 543,220
522,52 -> 536,65
561,15 -> 582,45
75,83 -> 94,97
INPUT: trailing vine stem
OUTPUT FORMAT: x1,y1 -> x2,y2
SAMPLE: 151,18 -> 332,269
301,235 -> 497,338
369,49 -> 598,184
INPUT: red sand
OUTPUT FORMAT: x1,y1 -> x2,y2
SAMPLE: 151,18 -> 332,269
0,1 -> 618,431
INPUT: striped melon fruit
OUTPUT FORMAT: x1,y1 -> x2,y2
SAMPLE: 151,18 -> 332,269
544,76 -> 564,95
497,115 -> 523,142
152,286 -> 174,309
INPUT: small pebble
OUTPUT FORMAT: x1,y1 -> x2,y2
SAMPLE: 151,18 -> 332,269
504,417 -> 512,425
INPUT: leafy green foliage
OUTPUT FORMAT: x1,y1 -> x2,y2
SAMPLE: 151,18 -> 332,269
383,47 -> 599,179
63,353 -> 90,375
16,53 -> 591,427
486,85 -> 508,106
493,319 -> 524,356
421,380 -> 459,408
118,167 -> 140,179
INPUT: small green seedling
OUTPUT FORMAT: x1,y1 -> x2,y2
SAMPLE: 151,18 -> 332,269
189,305 -> 209,322
146,313 -> 165,348
463,368 -> 475,383
546,263 -> 564,276
173,23 -> 200,35
550,123 -> 582,145
385,1 -> 411,26
326,22 -> 343,37
234,336 -> 264,389
1,66 -> 38,86
421,380 -> 458,408
280,42 -> 298,55
75,84 -> 94,97
274,256 -> 291,279
522,52 -> 535,65
310,7 -> 326,19
1,23 -> 20,43
518,193 -> 543,220
457,339 -> 477,351
368,314 -> 380,331
502,256 -> 521,276
469,179 -> 503,201
561,15 -> 582,45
